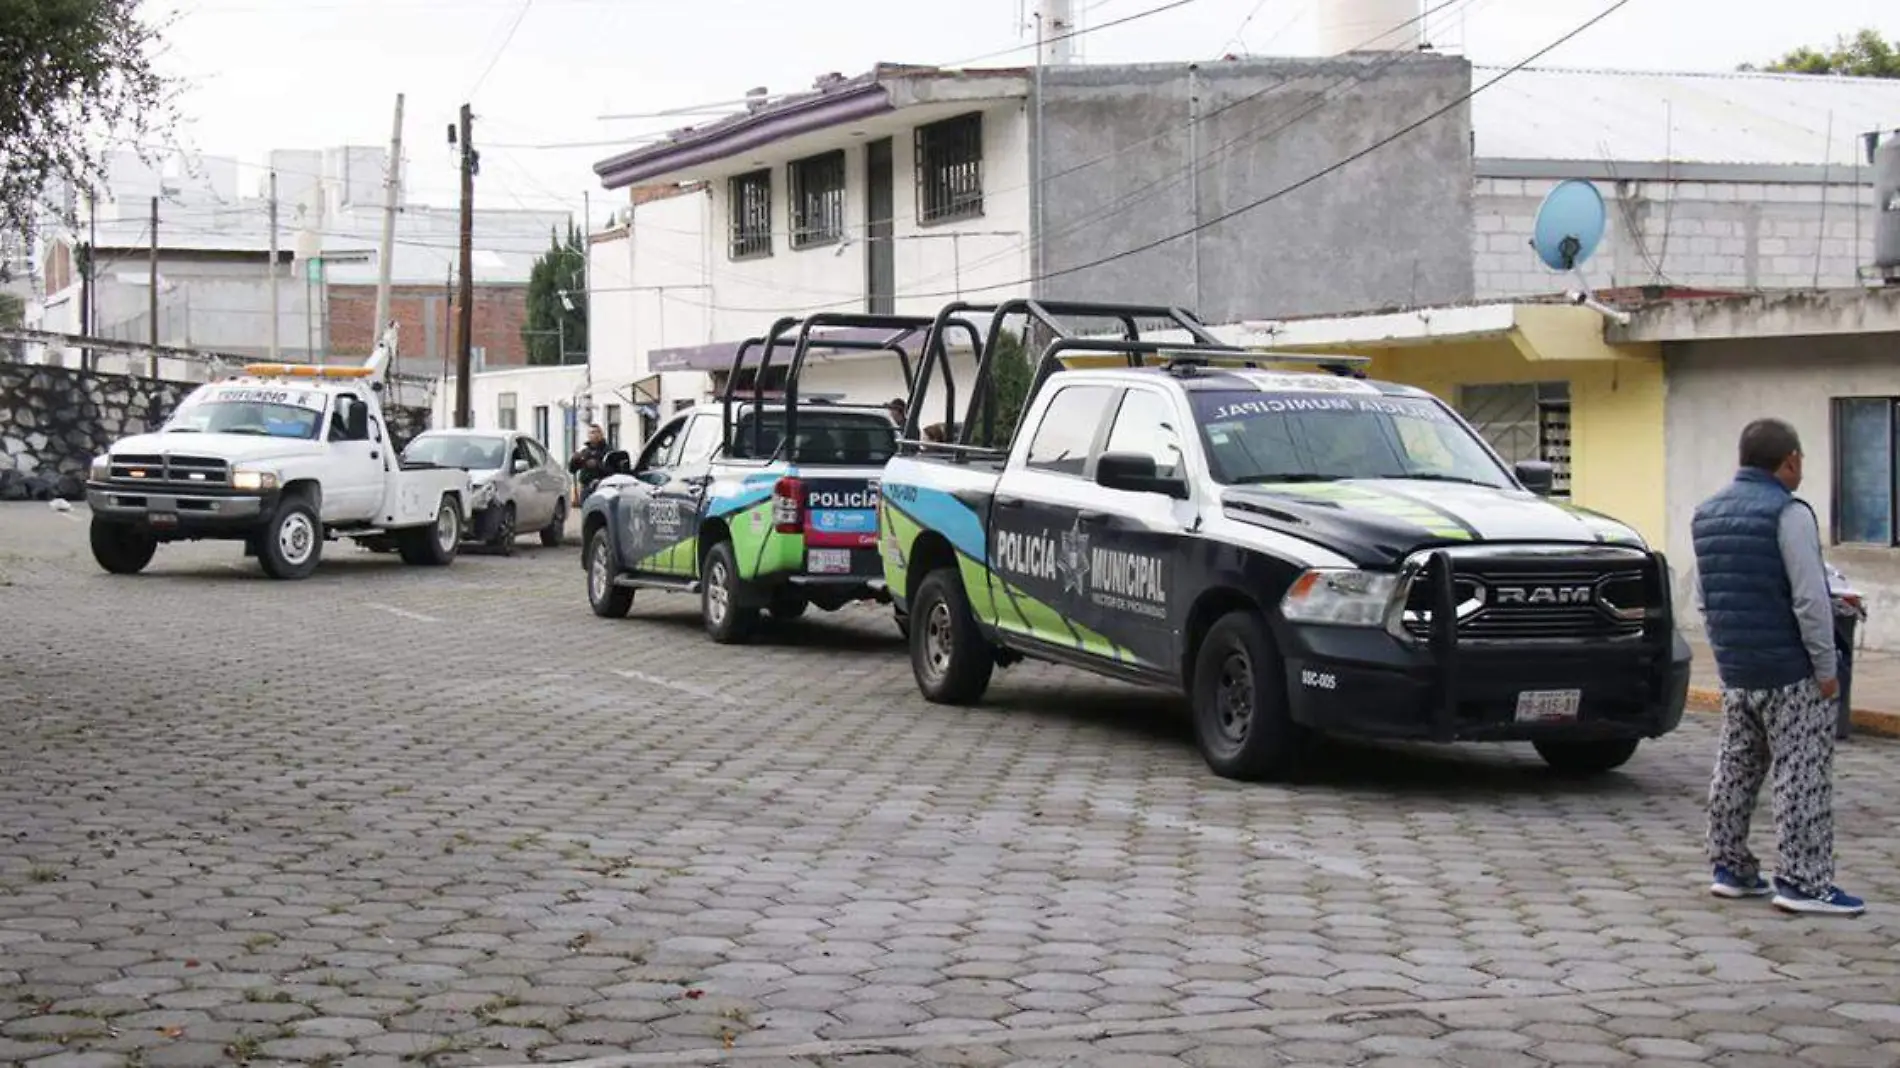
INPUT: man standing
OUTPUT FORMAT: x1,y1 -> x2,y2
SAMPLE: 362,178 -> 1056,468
569,423 -> 609,503
1692,418 -> 1864,916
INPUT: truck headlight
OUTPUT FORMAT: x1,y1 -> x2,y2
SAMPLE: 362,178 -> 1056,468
231,468 -> 279,492
89,455 -> 110,481
1280,569 -> 1399,627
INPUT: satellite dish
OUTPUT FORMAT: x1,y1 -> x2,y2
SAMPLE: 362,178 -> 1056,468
1530,179 -> 1607,272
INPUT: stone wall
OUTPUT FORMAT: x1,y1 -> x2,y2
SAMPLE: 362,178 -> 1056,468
0,363 -> 431,501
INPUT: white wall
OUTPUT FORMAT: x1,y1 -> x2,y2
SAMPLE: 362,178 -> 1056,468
1474,175 -> 1880,298
432,365 -> 588,454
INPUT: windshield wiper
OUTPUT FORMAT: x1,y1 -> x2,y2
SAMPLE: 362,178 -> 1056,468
163,427 -> 199,433
1234,473 -> 1351,484
1389,473 -> 1502,488
220,428 -> 270,436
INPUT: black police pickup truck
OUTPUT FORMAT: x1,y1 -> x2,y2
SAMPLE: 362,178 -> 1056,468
877,302 -> 1690,781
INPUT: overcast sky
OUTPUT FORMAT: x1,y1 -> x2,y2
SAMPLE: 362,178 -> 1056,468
142,0 -> 1897,222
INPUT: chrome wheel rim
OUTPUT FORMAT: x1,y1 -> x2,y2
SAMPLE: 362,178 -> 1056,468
1215,651 -> 1254,745
707,558 -> 729,625
923,599 -> 954,681
589,538 -> 609,601
278,512 -> 316,565
436,505 -> 457,552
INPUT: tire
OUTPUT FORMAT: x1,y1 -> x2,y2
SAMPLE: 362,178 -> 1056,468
89,518 -> 156,575
701,541 -> 758,644
586,527 -> 633,618
488,503 -> 517,556
1190,610 -> 1307,781
398,496 -> 461,567
257,496 -> 323,580
768,590 -> 809,621
1534,738 -> 1640,775
910,568 -> 993,705
540,498 -> 568,548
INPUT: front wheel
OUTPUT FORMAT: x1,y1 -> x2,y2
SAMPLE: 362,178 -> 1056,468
586,528 -> 633,618
1190,611 -> 1307,781
398,496 -> 461,566
1533,738 -> 1640,775
701,542 -> 758,644
89,518 -> 157,575
540,498 -> 568,547
258,496 -> 323,580
488,504 -> 517,556
910,568 -> 993,704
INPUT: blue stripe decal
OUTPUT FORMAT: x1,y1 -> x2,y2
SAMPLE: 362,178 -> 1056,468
707,487 -> 773,519
898,485 -> 989,563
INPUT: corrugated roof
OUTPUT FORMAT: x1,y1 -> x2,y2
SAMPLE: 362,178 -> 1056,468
1473,65 -> 1900,167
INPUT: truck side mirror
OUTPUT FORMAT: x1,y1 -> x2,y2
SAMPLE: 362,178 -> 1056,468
604,450 -> 632,475
1096,451 -> 1189,500
1514,459 -> 1555,496
345,403 -> 369,441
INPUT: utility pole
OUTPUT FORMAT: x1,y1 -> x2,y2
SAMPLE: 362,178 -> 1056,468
147,196 -> 159,376
453,103 -> 475,428
81,185 -> 95,370
268,170 -> 280,360
374,93 -> 405,370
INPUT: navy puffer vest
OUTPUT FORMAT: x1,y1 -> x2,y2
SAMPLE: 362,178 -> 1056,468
1691,468 -> 1812,691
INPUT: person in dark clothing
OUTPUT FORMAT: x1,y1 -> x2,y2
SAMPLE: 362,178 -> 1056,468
1691,418 -> 1863,916
569,423 -> 609,501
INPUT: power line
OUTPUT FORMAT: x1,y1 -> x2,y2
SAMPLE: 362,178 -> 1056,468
947,0 -> 1203,66
467,0 -> 535,100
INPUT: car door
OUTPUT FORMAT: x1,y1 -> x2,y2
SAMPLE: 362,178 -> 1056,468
324,392 -> 385,522
986,383 -> 1120,659
621,415 -> 687,572
528,438 -> 566,522
507,435 -> 550,530
658,414 -> 724,577
1079,385 -> 1194,672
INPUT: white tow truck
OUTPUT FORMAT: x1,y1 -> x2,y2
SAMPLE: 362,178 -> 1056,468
85,326 -> 472,579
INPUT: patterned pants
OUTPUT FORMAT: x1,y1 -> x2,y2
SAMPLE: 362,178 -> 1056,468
1706,677 -> 1836,896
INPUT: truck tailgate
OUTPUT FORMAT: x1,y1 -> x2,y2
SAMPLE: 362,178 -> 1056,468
799,469 -> 882,576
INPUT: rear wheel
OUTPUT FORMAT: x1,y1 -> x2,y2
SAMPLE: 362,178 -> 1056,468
1534,738 -> 1640,775
587,528 -> 633,618
540,498 -> 568,547
89,518 -> 156,575
1190,611 -> 1307,781
701,541 -> 758,644
258,496 -> 323,580
398,496 -> 460,566
911,568 -> 993,704
488,503 -> 517,556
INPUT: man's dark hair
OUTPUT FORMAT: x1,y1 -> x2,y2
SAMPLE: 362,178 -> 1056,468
1738,418 -> 1801,472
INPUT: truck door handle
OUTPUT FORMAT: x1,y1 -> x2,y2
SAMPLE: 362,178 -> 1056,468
996,496 -> 1024,509
370,450 -> 380,460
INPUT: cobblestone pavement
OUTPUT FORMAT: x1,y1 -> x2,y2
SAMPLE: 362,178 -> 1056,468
2,502 -> 1899,1068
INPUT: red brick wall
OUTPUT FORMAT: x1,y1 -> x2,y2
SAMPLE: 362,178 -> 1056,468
327,283 -> 530,368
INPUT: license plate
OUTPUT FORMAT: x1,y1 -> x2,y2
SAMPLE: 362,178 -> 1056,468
149,512 -> 179,530
808,548 -> 851,575
1515,689 -> 1582,723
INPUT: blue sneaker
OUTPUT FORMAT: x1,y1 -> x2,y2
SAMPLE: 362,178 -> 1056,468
1710,865 -> 1772,899
1771,878 -> 1866,916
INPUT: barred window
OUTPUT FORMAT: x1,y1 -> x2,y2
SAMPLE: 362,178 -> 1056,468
789,150 -> 846,249
728,169 -> 773,260
915,112 -> 984,225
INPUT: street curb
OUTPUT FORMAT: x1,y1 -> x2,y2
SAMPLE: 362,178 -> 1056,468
1686,686 -> 1900,740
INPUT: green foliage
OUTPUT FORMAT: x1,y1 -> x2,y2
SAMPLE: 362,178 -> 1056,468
969,330 -> 1032,449
523,223 -> 586,366
0,292 -> 22,328
0,1 -> 174,276
1747,29 -> 1900,78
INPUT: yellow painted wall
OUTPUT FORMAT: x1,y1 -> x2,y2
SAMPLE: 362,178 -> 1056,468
1362,342 -> 1667,548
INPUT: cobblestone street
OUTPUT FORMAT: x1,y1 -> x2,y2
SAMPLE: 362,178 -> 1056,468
3,502 -> 1899,1067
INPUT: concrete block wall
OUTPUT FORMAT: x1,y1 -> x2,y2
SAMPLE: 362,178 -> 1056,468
1474,176 -> 1879,298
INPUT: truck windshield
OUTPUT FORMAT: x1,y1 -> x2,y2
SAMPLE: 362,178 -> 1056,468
729,410 -> 897,465
166,387 -> 325,440
402,435 -> 507,471
1190,390 -> 1510,489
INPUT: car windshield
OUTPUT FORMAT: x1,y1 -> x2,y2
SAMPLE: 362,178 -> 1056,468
729,410 -> 897,465
165,386 -> 325,439
403,434 -> 508,470
1190,389 -> 1510,488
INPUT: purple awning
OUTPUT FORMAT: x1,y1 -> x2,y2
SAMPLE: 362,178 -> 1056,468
595,83 -> 893,189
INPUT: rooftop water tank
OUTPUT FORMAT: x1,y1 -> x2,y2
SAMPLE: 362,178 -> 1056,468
1876,130 -> 1900,284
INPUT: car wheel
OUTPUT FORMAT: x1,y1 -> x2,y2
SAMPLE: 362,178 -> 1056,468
587,528 -> 633,618
1533,738 -> 1640,776
398,496 -> 461,566
89,518 -> 156,575
1191,610 -> 1307,781
541,498 -> 568,547
489,503 -> 517,556
911,567 -> 993,704
258,495 -> 323,580
701,541 -> 758,644
768,589 -> 809,621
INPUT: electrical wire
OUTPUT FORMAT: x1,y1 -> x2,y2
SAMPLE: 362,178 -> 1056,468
946,0 -> 1204,66
467,0 -> 535,100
